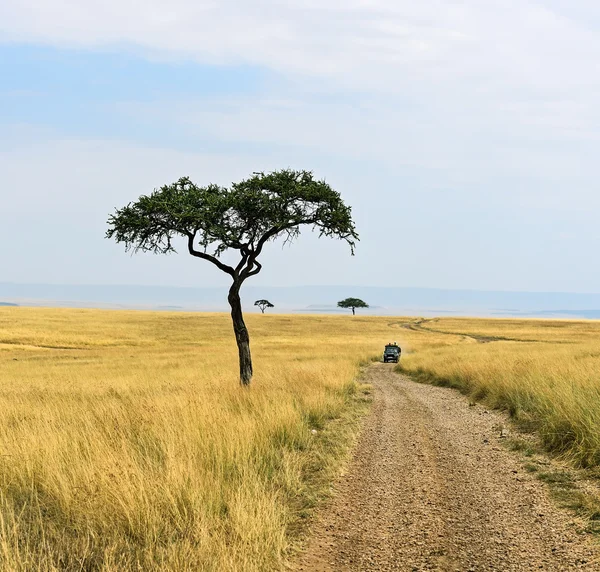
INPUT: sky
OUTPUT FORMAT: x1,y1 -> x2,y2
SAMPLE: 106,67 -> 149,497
1,1 -> 600,292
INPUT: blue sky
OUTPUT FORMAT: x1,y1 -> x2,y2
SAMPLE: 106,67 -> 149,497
1,45 -> 269,148
2,1 -> 600,293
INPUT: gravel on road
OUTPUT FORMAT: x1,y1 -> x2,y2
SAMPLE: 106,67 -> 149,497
296,364 -> 599,571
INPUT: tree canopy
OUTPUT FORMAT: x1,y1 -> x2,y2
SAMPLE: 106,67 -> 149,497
107,169 -> 359,384
337,297 -> 369,315
254,299 -> 274,313
106,170 -> 357,273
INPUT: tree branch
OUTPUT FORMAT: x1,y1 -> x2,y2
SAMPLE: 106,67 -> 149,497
234,253 -> 249,276
246,259 -> 262,277
253,218 -> 316,257
238,256 -> 263,282
187,233 -> 235,276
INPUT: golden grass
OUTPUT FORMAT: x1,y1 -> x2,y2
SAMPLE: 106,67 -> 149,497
0,308 -> 397,571
4,309 -> 600,570
398,317 -> 600,469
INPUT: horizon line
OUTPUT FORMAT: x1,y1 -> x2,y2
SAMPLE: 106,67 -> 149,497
2,281 -> 600,297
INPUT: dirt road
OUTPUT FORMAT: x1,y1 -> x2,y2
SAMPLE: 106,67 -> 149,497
297,364 -> 599,571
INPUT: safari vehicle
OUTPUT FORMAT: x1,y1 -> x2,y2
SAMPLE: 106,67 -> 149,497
383,343 -> 401,363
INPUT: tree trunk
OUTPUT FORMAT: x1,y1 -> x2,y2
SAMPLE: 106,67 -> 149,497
228,282 -> 253,386
260,307 -> 265,314
352,307 -> 355,315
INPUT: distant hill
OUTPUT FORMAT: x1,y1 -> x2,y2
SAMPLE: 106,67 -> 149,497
0,302 -> 18,307
1,282 -> 600,318
532,309 -> 600,319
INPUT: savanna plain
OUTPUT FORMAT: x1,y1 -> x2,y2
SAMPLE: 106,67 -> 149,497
2,308 -> 600,571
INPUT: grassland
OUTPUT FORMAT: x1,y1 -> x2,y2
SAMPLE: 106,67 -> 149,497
0,308 -> 397,571
3,309 -> 600,570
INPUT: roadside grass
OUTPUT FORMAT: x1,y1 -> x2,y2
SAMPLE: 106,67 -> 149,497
0,308 -> 393,571
398,317 -> 600,468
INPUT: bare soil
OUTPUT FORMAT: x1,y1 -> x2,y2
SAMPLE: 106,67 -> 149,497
295,364 -> 600,571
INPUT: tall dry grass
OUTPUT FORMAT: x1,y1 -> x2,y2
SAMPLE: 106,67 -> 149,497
5,309 -> 600,569
399,317 -> 600,468
0,308 -> 396,571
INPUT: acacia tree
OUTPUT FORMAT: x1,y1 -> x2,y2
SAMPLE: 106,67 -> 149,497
254,299 -> 274,314
107,169 -> 358,385
337,297 -> 369,315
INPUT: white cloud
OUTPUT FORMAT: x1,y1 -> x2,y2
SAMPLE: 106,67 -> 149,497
4,1 -> 600,151
1,1 -> 598,89
3,2 -> 600,291
110,86 -> 600,202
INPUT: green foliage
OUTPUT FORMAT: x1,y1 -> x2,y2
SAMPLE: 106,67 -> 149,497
337,298 -> 369,312
106,169 -> 359,279
254,300 -> 274,313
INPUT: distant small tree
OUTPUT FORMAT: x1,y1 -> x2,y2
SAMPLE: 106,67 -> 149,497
107,169 -> 358,386
254,299 -> 274,314
338,297 -> 369,315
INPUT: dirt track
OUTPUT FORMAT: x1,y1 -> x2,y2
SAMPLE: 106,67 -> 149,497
296,364 -> 599,571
